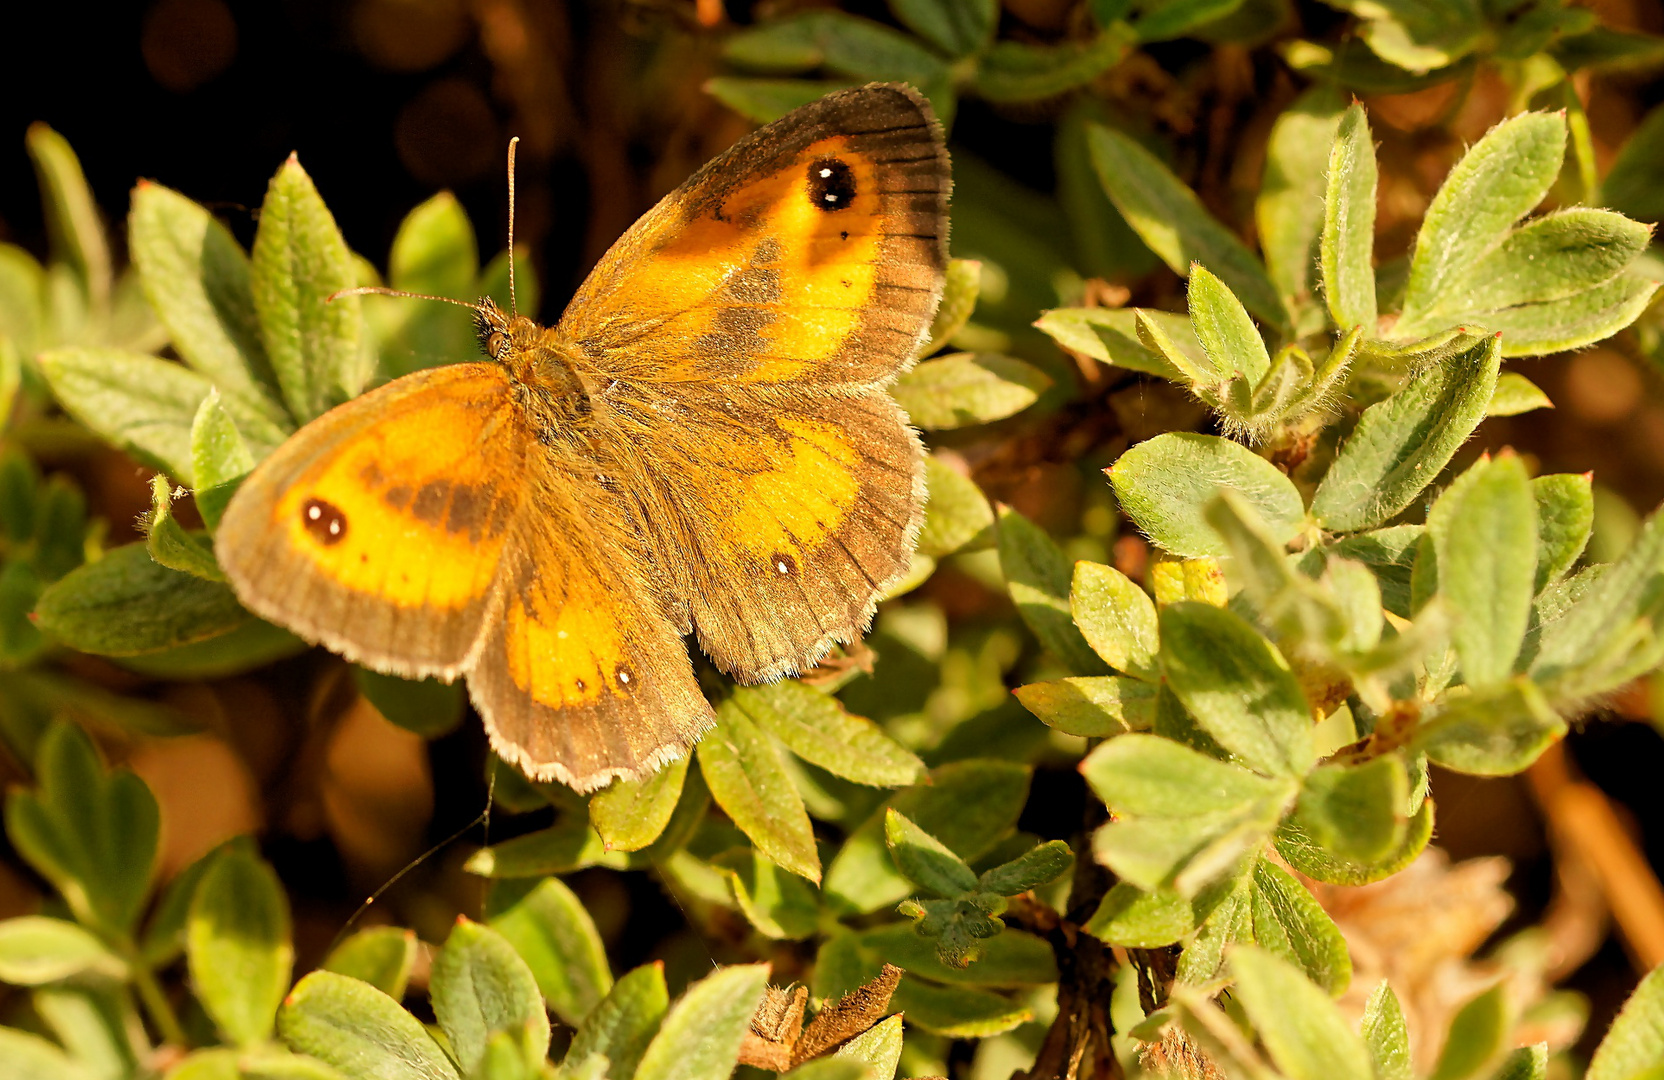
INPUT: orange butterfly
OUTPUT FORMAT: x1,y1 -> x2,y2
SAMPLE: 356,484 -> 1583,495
216,84 -> 950,792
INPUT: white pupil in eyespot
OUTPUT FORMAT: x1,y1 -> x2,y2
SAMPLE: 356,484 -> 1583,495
819,167 -> 832,177
307,505 -> 321,520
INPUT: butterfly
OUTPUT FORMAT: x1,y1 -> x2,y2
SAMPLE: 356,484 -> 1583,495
215,83 -> 950,793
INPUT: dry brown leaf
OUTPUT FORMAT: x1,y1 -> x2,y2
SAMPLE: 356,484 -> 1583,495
792,964 -> 903,1066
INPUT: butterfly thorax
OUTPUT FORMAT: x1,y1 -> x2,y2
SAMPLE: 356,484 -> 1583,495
475,298 -> 596,439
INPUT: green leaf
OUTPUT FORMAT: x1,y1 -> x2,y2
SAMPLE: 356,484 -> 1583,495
1362,980 -> 1413,1080
36,348 -> 282,484
836,1013 -> 903,1080
1276,796 -> 1434,886
1013,675 -> 1156,737
704,79 -> 853,126
1248,858 -> 1351,996
430,917 -> 549,1076
824,760 -> 1030,915
1310,332 -> 1501,532
1337,0 -> 1482,74
1477,274 -> 1658,358
1258,86 -> 1347,333
484,876 -> 611,1027
698,699 -> 820,882
1189,264 -> 1271,385
1443,208 -> 1651,317
1033,307 -> 1201,381
1494,1046 -> 1548,1080
889,977 -> 1030,1037
1399,112 -> 1566,328
1228,946 -> 1373,1080
1430,982 -> 1510,1080
1488,372 -> 1553,417
889,0 -> 994,57
918,259 -> 981,359
734,681 -> 924,788
324,927 -> 416,1001
34,542 -> 251,655
112,617 -> 306,681
891,353 -> 1050,430
592,755 -> 689,853
998,505 -> 1111,674
978,840 -> 1072,896
1134,0 -> 1247,41
829,925 -> 1056,991
632,964 -> 770,1080
1418,680 -> 1565,776
718,849 -> 821,940
191,390 -> 256,532
5,721 -> 159,935
139,838 -> 244,966
1291,756 -> 1408,867
1081,734 -> 1296,894
886,807 -> 978,896
26,124 -> 111,311
353,668 -> 465,739
251,154 -> 365,423
1532,474 -> 1593,592
187,846 -> 293,1045
128,181 -> 288,424
917,456 -> 993,558
0,1026 -> 93,1080
722,11 -> 949,85
1159,601 -> 1316,778
145,475 -> 224,582
1532,508 -> 1664,696
1109,432 -> 1306,558
1322,103 -> 1379,332
1087,124 -> 1287,332
1600,102 -> 1664,223
567,963 -> 669,1080
1433,454 -> 1538,687
278,971 -> 460,1080
384,192 -> 479,377
464,817 -> 628,879
0,916 -> 124,985
1084,882 -> 1206,947
973,30 -> 1130,103
1588,961 -> 1664,1080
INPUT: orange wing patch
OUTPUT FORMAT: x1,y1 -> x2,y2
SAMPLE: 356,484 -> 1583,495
558,86 -> 949,392
216,363 -> 529,678
467,470 -> 713,793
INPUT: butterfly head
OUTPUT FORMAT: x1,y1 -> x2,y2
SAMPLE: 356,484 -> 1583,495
474,296 -> 547,364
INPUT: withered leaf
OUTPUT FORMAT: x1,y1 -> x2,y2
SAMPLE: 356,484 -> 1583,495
792,964 -> 904,1066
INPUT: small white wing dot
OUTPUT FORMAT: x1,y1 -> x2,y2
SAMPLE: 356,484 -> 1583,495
328,521 -> 341,535
619,670 -> 631,684
819,167 -> 833,177
776,560 -> 790,574
307,505 -> 321,520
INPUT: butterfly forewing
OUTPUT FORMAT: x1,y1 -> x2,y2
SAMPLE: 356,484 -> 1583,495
560,84 -> 949,392
216,363 -> 530,678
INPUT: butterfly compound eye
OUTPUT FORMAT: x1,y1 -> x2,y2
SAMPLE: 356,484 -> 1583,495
807,157 -> 856,212
302,498 -> 349,545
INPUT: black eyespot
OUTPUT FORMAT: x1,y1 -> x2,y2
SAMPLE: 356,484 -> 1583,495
807,157 -> 856,212
302,498 -> 348,545
772,552 -> 797,577
615,663 -> 635,691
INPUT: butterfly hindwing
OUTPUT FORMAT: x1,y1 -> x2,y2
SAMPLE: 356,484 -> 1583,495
467,461 -> 713,791
216,363 -> 529,678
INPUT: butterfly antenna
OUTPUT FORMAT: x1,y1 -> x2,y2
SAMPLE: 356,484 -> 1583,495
505,136 -> 520,318
330,285 -> 482,310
